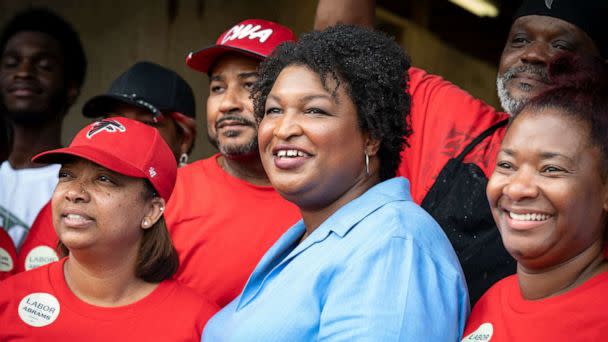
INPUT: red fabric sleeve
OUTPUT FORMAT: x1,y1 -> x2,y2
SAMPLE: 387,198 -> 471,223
400,67 -> 509,204
16,201 -> 59,273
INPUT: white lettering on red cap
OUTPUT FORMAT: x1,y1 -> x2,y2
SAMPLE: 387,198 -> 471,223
86,120 -> 126,139
221,24 -> 273,45
149,167 -> 157,178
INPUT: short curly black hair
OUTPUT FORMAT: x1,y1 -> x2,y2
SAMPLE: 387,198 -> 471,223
0,8 -> 87,88
252,24 -> 411,180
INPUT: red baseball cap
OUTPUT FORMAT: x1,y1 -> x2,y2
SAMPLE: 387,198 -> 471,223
186,19 -> 296,73
32,117 -> 176,201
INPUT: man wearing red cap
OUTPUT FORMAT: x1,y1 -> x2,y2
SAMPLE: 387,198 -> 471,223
164,19 -> 301,308
314,0 -> 607,305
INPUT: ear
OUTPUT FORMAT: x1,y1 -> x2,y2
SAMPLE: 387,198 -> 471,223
175,120 -> 195,156
65,81 -> 80,108
364,133 -> 381,157
141,197 -> 166,230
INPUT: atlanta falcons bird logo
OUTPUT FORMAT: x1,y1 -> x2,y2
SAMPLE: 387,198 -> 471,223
86,119 -> 126,139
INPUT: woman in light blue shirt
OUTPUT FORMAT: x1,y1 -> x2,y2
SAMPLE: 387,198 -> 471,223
203,24 -> 469,341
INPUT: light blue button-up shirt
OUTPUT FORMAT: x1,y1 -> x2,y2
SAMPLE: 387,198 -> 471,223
203,177 -> 469,341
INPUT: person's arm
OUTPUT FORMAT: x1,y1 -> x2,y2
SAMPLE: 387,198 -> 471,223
317,233 -> 468,341
314,0 -> 375,30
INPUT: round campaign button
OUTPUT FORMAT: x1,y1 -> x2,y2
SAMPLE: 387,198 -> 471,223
25,246 -> 59,271
18,292 -> 61,327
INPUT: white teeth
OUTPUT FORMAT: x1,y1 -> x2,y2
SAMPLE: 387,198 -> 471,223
66,214 -> 88,221
509,212 -> 550,221
276,149 -> 306,158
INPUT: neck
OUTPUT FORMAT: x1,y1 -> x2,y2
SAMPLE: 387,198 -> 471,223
217,153 -> 270,186
300,173 -> 380,241
517,239 -> 608,300
8,119 -> 63,169
63,245 -> 156,307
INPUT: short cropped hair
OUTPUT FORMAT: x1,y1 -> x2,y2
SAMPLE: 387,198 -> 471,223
252,24 -> 412,180
0,8 -> 87,88
515,54 -> 608,175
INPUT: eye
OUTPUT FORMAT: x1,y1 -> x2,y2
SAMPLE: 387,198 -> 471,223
496,161 -> 514,171
265,107 -> 282,116
305,107 -> 329,116
510,34 -> 530,48
97,174 -> 116,184
552,40 -> 574,51
58,169 -> 73,180
210,84 -> 225,94
541,165 -> 566,173
36,58 -> 54,71
1,55 -> 18,68
243,82 -> 254,91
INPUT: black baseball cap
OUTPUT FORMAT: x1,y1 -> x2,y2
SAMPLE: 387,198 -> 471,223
83,61 -> 196,119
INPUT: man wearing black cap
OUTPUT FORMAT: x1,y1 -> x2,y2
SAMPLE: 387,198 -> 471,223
83,61 -> 197,165
314,0 -> 606,305
0,9 -> 86,261
12,61 -> 198,276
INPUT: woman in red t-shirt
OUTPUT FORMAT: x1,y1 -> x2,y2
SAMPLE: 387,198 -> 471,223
463,55 -> 608,341
0,117 -> 217,341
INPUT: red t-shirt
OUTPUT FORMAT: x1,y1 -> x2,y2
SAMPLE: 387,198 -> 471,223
15,201 -> 59,273
0,257 -> 218,341
462,272 -> 608,341
401,67 -> 509,204
0,228 -> 16,281
165,154 -> 301,307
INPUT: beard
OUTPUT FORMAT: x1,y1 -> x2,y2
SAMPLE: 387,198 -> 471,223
496,64 -> 549,116
207,114 -> 259,157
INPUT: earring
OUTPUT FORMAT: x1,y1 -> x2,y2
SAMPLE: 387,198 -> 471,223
143,219 -> 149,227
365,151 -> 370,176
178,153 -> 189,167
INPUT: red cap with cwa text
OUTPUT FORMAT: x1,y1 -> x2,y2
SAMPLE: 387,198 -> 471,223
186,19 -> 296,73
32,117 -> 176,201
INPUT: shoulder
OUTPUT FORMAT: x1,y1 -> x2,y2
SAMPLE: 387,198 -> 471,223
159,280 -> 219,321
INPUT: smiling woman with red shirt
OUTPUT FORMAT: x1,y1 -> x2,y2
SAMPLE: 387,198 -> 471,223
462,55 -> 608,342
0,117 -> 217,341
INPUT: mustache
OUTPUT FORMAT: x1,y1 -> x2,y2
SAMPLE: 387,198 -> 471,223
500,64 -> 550,83
215,115 -> 257,129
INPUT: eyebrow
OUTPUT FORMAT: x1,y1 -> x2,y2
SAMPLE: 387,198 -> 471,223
501,148 -> 575,163
266,94 -> 333,104
210,71 -> 258,82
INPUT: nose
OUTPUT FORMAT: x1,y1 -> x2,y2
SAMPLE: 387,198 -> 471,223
502,167 -> 539,202
14,59 -> 35,79
64,180 -> 90,203
272,112 -> 302,141
218,87 -> 244,115
520,41 -> 552,65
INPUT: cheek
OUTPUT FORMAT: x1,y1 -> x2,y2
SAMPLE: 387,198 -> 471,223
486,174 -> 504,207
257,118 -> 273,149
206,99 -> 219,128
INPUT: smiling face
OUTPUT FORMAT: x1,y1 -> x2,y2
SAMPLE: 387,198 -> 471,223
206,53 -> 260,157
0,31 -> 72,124
258,65 -> 371,211
52,158 -> 163,255
487,108 -> 608,270
497,16 -> 600,115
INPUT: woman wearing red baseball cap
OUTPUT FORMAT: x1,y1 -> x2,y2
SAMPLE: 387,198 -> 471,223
0,117 -> 217,341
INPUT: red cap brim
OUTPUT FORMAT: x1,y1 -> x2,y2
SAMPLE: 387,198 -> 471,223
33,145 -> 146,180
186,45 -> 265,73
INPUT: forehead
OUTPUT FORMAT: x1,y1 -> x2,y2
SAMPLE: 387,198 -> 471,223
269,65 -> 352,108
509,15 -> 600,55
2,30 -> 63,58
209,53 -> 260,78
505,108 -> 589,150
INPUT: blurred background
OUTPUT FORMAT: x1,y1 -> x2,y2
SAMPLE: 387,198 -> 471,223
0,0 -> 516,161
